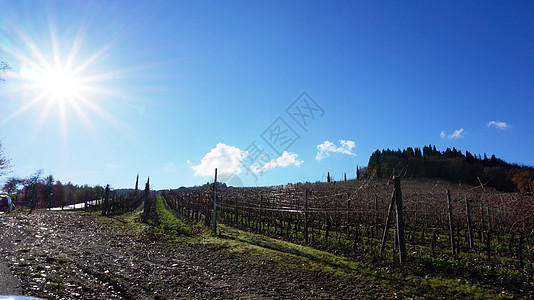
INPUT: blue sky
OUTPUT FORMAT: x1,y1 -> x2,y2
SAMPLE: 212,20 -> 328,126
1,1 -> 533,190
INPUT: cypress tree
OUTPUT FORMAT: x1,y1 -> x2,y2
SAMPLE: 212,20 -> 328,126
102,184 -> 110,216
143,177 -> 150,223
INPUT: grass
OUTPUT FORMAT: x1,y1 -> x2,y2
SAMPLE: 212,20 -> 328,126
153,195 -> 189,235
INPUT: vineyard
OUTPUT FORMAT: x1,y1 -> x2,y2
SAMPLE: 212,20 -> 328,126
5,176 -> 534,298
161,177 -> 534,271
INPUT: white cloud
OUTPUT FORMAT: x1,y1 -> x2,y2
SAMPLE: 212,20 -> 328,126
252,151 -> 303,173
440,128 -> 464,139
189,143 -> 303,177
487,120 -> 509,129
315,140 -> 356,161
190,143 -> 247,177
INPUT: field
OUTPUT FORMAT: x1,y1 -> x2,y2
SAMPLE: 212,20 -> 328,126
0,177 -> 533,299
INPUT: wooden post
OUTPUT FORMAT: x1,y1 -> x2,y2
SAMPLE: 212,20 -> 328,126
295,194 -> 300,234
267,196 -> 271,232
393,227 -> 398,261
311,222 -> 315,243
465,198 -> 474,249
337,220 -> 342,247
375,195 -> 379,238
304,189 -> 309,243
456,227 -> 461,254
346,192 -> 351,235
196,191 -> 200,222
325,216 -> 330,247
286,217 -> 291,237
431,229 -> 437,255
509,233 -> 515,256
247,198 -> 252,228
234,197 -> 238,225
84,191 -> 88,212
380,187 -> 397,255
421,222 -> 426,245
394,176 -> 407,265
259,194 -> 263,232
212,168 -> 217,234
486,229 -> 491,261
519,231 -> 524,268
187,194 -> 191,219
480,204 -> 486,243
487,205 -> 492,231
447,190 -> 456,255
205,193 -> 210,227
353,224 -> 358,252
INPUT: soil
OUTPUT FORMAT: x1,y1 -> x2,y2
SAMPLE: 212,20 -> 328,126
0,211 -> 394,299
0,213 -> 23,295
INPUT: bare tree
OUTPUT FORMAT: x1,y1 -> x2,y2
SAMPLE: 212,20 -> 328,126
0,142 -> 12,178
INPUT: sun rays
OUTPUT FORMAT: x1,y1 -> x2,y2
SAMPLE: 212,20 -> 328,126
0,11 -> 138,145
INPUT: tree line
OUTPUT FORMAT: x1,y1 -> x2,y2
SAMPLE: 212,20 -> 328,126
2,170 -> 107,211
367,144 -> 534,193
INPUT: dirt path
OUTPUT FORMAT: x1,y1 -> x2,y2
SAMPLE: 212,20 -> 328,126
0,211 -> 393,299
0,213 -> 23,295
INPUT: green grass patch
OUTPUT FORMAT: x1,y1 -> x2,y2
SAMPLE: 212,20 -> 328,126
154,195 -> 189,235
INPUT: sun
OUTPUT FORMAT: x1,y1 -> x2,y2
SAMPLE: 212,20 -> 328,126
41,69 -> 81,100
21,65 -> 83,102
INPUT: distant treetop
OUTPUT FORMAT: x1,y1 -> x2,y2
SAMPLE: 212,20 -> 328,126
367,144 -> 534,193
